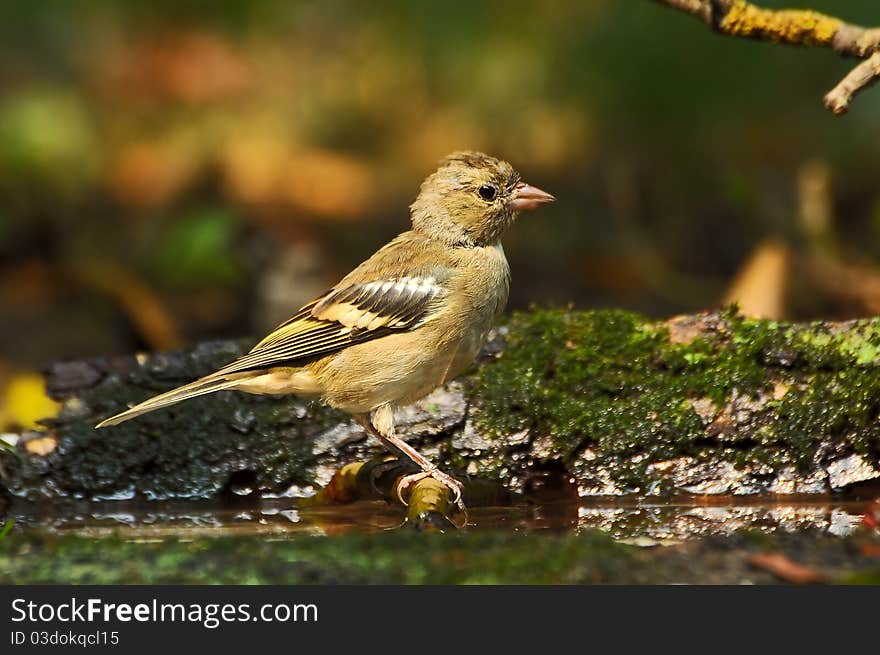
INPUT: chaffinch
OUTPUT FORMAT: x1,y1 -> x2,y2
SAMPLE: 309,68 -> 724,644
97,151 -> 555,508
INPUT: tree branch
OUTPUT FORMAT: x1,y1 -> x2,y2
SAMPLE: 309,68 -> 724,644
824,52 -> 880,115
653,0 -> 880,114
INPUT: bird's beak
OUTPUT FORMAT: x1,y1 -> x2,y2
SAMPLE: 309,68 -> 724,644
510,182 -> 555,212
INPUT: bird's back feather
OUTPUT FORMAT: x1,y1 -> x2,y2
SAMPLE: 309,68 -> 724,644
95,233 -> 453,427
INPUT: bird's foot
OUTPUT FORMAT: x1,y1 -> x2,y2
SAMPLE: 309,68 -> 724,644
395,467 -> 465,512
367,457 -> 417,497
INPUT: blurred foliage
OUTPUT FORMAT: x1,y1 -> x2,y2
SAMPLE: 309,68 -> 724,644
1,0 -> 880,376
0,372 -> 59,431
149,208 -> 244,287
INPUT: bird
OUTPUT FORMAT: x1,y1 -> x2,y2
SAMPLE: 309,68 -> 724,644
96,151 -> 555,509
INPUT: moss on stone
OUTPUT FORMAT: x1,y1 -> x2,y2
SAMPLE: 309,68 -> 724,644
468,308 -> 880,489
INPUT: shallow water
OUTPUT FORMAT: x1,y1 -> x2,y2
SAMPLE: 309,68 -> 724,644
5,495 -> 872,544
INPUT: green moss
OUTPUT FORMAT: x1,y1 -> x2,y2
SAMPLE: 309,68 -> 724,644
2,528 -> 876,584
469,308 -> 880,489
835,568 -> 880,585
0,530 -> 629,584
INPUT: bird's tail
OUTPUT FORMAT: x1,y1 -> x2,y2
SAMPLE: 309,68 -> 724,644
95,374 -> 244,428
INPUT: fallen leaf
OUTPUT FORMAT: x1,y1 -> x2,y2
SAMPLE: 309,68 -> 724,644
1,373 -> 61,431
859,544 -> 880,558
722,239 -> 790,319
23,434 -> 57,456
748,552 -> 827,584
862,501 -> 880,530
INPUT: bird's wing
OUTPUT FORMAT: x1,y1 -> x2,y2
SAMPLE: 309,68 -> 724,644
215,275 -> 448,375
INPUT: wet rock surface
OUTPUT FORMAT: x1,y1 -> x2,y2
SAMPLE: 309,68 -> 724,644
2,309 -> 880,502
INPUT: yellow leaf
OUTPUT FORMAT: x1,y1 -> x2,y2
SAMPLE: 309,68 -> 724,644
1,373 -> 61,431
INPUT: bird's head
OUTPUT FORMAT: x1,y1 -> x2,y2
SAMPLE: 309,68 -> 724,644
410,151 -> 555,247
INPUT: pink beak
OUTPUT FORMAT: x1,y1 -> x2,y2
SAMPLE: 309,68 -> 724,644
510,182 -> 555,212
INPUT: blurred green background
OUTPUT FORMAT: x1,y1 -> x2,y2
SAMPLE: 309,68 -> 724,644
1,0 -> 879,390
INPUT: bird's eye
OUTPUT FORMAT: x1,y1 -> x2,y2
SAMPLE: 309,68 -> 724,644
478,184 -> 497,202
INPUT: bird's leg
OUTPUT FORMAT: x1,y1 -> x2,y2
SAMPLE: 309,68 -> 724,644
355,405 -> 465,511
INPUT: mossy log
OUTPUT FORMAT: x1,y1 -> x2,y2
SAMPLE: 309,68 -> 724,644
3,309 -> 880,503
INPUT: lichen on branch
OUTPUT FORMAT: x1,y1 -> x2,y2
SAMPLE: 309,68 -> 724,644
719,3 -> 840,46
654,0 -> 880,114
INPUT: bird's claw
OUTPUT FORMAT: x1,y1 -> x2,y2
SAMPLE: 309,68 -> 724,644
395,467 -> 465,510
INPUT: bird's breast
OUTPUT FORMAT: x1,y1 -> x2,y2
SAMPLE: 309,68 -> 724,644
309,240 -> 512,414
460,241 -> 510,318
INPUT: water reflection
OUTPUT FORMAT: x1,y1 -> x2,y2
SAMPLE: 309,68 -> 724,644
574,503 -> 864,544
5,496 -> 871,543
